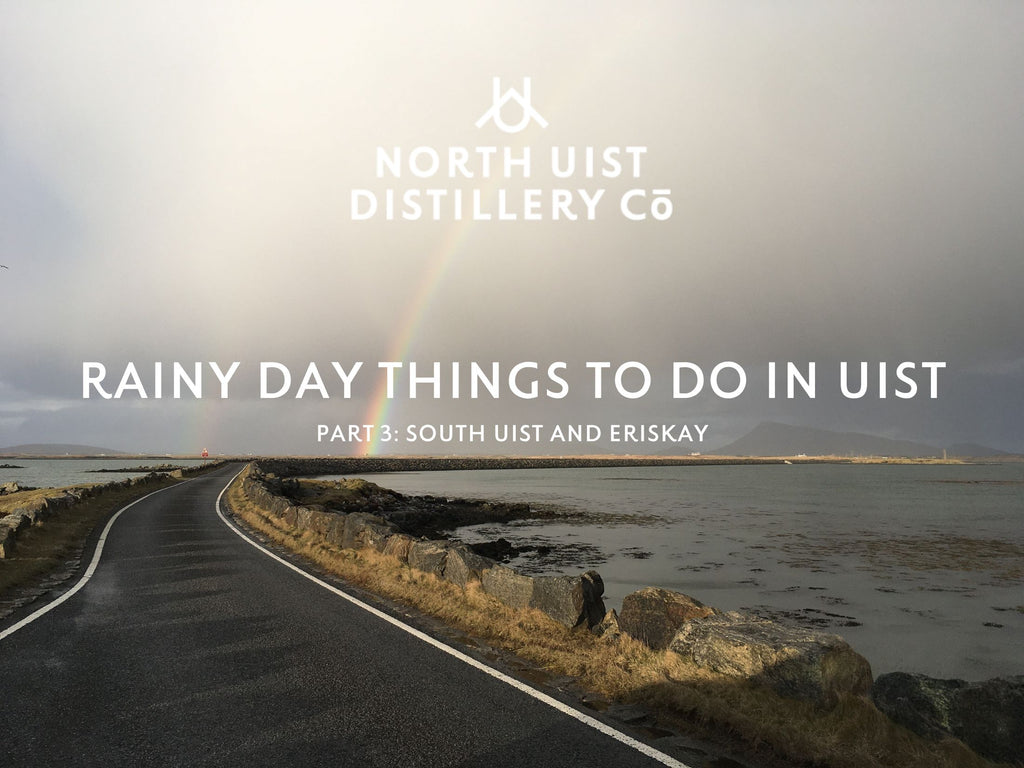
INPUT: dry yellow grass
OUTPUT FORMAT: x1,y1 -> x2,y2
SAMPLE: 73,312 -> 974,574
225,470 -> 999,768
0,484 -> 97,515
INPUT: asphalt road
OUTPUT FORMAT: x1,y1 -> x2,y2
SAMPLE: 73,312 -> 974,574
0,464 -> 691,768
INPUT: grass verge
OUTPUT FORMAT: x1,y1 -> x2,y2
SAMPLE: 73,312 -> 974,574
225,470 -> 999,768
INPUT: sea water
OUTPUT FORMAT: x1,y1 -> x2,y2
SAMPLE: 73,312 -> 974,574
361,463 -> 1024,680
0,458 -> 214,489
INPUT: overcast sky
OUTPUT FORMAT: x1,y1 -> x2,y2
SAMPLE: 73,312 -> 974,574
2,1 -> 1023,455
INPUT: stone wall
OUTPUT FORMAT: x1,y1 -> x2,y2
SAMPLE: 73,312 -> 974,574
239,464 -> 606,630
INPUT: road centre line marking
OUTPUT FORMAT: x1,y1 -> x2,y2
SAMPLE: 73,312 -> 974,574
0,481 -> 190,642
215,469 -> 693,768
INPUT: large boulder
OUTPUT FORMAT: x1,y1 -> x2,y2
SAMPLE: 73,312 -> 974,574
525,571 -> 608,629
443,545 -> 495,588
382,533 -> 415,563
950,675 -> 1024,764
670,612 -> 873,707
278,504 -> 299,528
42,495 -> 72,515
871,672 -> 965,740
267,493 -> 292,519
873,672 -> 1024,764
358,521 -> 394,552
341,513 -> 391,551
619,587 -> 716,650
294,506 -> 315,531
482,564 -> 534,610
324,514 -> 347,547
304,509 -> 336,539
530,575 -> 587,628
23,508 -> 40,525
408,540 -> 449,577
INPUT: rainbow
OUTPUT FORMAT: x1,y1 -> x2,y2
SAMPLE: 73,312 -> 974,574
358,219 -> 477,455
356,66 -> 607,454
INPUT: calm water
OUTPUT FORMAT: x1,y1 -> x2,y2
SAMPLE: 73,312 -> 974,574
356,463 -> 1024,680
0,458 -> 214,488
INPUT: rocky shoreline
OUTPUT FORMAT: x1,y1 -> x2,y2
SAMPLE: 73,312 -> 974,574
246,460 -> 1022,764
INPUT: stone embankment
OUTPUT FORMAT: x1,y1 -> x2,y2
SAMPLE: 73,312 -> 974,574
242,465 -> 607,629
0,462 -> 226,558
242,461 -> 1023,765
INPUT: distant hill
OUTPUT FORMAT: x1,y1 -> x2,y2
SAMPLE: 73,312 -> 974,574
0,443 -> 126,456
711,422 -> 940,458
946,442 -> 1010,458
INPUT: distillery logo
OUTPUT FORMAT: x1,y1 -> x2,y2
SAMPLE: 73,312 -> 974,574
475,77 -> 548,133
349,75 -> 673,222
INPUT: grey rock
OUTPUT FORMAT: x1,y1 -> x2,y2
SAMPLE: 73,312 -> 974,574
874,672 -> 1024,764
342,513 -> 389,550
482,564 -> 534,610
382,533 -> 415,562
42,495 -> 72,514
443,545 -> 495,588
304,509 -> 336,539
408,540 -> 449,577
324,514 -> 347,547
619,587 -> 716,650
950,675 -> 1024,764
279,504 -> 298,528
358,522 -> 394,552
530,574 -> 586,627
670,612 -> 873,707
594,609 -> 622,641
872,672 -> 965,740
294,506 -> 315,531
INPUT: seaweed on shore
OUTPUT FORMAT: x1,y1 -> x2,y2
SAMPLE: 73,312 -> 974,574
280,477 -> 563,539
769,531 -> 1024,584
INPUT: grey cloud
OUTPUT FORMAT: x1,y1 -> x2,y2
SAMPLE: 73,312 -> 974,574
1,2 -> 1023,454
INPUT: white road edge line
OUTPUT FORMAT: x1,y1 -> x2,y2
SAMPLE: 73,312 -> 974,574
216,468 -> 695,768
0,480 -> 191,642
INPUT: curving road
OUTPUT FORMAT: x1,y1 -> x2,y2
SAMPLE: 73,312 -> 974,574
0,464 -> 692,767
